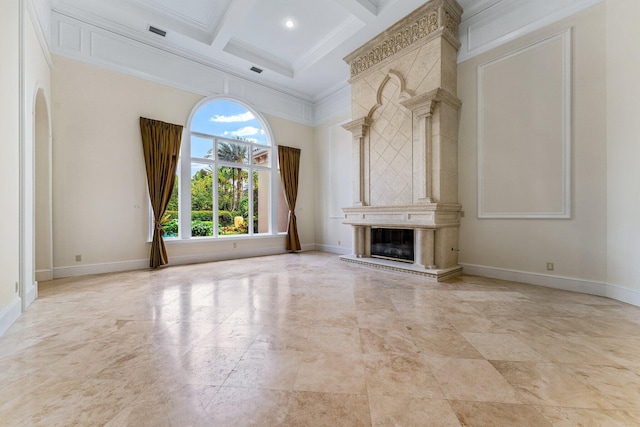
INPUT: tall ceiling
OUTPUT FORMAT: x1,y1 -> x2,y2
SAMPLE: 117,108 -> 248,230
50,0 -> 485,102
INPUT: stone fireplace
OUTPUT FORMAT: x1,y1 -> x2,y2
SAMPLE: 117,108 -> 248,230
341,0 -> 463,281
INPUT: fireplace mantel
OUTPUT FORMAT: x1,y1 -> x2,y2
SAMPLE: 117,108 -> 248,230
343,204 -> 460,228
341,0 -> 463,281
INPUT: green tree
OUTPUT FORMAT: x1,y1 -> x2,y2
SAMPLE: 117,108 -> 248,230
191,168 -> 213,211
167,175 -> 179,211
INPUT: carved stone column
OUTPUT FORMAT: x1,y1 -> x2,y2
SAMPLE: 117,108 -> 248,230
414,228 -> 436,269
342,117 -> 371,207
352,225 -> 366,257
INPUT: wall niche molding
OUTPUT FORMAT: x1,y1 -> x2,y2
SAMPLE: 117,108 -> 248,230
477,29 -> 572,219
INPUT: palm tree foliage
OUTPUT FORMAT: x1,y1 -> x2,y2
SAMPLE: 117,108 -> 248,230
208,140 -> 248,212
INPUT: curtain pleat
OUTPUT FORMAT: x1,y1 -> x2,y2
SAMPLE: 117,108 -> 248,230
140,117 -> 183,268
278,145 -> 302,251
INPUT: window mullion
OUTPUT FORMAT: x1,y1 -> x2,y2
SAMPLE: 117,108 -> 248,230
213,140 -> 219,237
180,134 -> 192,239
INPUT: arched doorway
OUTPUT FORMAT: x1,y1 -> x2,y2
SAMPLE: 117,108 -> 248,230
34,89 -> 52,284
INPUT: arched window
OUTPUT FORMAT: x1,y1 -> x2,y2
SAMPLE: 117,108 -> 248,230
164,98 -> 280,239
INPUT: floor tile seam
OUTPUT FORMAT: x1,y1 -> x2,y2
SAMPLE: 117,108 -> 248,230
186,345 -> 251,389
446,398 -> 550,407
287,347 -> 314,394
365,378 -> 447,400
444,359 -> 530,405
555,364 -> 640,410
494,359 -> 626,371
485,361 -> 623,409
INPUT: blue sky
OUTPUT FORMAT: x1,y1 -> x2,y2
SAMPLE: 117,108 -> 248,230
190,100 -> 268,159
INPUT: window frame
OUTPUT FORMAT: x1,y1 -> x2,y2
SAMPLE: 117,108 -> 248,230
167,96 -> 280,241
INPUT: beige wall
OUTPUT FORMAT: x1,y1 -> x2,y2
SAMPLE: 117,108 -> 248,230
0,0 -> 21,315
52,57 -> 315,275
606,0 -> 640,295
313,114 -> 353,254
52,56 -> 199,270
457,4 -> 607,282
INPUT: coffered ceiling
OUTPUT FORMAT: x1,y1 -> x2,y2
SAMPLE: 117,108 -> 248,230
49,0 -> 595,103
51,0 -> 490,101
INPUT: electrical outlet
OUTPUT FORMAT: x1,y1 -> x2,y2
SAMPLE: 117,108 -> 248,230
546,262 -> 554,271
15,282 -> 18,293
233,242 -> 237,248
338,240 -> 341,246
76,254 -> 82,262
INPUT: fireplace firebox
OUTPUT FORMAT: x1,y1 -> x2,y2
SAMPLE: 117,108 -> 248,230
371,228 -> 414,263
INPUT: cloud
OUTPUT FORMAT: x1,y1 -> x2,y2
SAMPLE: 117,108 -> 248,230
223,126 -> 261,137
210,112 -> 255,122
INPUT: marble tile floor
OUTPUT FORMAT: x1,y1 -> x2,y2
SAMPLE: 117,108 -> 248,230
1,252 -> 640,426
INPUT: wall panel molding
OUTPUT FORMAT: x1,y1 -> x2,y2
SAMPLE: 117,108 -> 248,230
458,0 -> 602,63
477,29 -> 571,219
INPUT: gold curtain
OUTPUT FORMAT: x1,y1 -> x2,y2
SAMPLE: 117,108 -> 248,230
278,145 -> 302,251
139,117 -> 183,268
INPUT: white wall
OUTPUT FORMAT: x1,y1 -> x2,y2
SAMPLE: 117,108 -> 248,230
313,115 -> 354,254
51,57 -> 316,277
606,0 -> 640,303
23,4 -> 52,305
457,4 -> 608,293
0,0 -> 22,334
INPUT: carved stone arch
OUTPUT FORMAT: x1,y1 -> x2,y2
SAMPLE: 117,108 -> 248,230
366,70 -> 414,120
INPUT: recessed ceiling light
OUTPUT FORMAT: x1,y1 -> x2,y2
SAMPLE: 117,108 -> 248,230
284,19 -> 296,29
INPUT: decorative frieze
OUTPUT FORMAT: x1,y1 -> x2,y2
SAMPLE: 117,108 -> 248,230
444,11 -> 459,36
347,12 -> 439,78
344,0 -> 462,79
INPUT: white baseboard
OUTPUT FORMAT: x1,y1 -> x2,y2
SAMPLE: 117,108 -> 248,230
459,263 -> 608,297
35,269 -> 53,282
26,282 -> 37,308
606,284 -> 640,308
0,297 -> 22,337
315,244 -> 351,255
301,243 -> 318,252
53,258 -> 149,278
52,243 -> 311,278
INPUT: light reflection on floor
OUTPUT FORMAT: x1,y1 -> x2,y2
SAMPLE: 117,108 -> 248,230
1,252 -> 640,426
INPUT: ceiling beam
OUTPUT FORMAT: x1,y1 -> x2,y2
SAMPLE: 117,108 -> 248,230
332,0 -> 378,23
210,0 -> 259,49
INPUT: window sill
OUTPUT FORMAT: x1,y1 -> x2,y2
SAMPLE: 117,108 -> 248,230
147,233 -> 287,244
